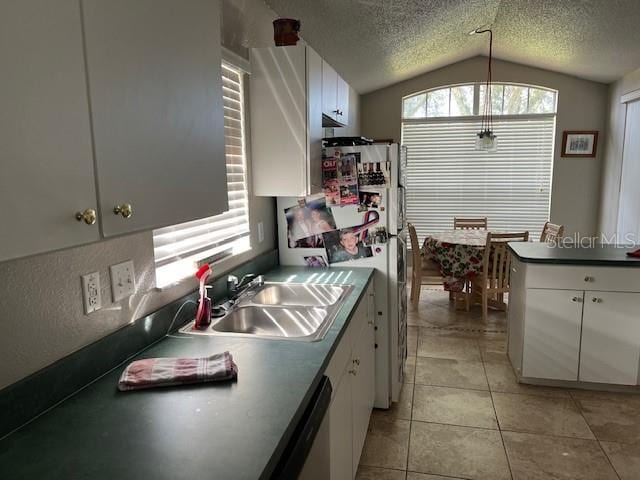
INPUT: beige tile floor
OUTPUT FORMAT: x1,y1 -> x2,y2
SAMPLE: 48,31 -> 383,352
356,286 -> 640,480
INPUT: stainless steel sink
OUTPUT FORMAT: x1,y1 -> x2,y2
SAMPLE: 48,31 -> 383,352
211,306 -> 328,338
179,283 -> 353,342
241,283 -> 347,307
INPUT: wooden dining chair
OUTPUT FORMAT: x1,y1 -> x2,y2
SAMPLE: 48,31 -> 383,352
408,223 -> 442,306
471,231 -> 529,322
452,216 -> 487,309
454,217 -> 488,230
540,221 -> 564,243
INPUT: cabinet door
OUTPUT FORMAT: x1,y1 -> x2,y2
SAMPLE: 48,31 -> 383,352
522,289 -> 583,381
580,291 -> 640,385
0,0 -> 99,261
322,60 -> 338,120
329,373 -> 352,480
351,314 -> 376,472
83,0 -> 227,237
306,47 -> 323,195
336,75 -> 350,126
250,46 -> 309,197
507,258 -> 526,375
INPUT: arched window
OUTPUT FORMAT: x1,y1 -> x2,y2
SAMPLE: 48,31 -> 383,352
401,83 -> 557,240
402,83 -> 557,119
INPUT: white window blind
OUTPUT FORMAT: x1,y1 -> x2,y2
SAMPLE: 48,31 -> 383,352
153,63 -> 250,287
403,116 -> 555,241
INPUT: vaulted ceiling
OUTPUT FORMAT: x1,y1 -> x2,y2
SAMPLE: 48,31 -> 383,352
265,0 -> 640,93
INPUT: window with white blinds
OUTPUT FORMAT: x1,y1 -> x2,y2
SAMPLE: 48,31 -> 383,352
403,115 -> 555,241
153,63 -> 250,288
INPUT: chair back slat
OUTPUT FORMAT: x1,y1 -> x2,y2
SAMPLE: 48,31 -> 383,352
540,222 -> 565,243
408,223 -> 421,267
482,231 -> 529,291
454,217 -> 488,230
504,251 -> 512,290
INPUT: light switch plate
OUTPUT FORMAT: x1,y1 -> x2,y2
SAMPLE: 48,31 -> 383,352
81,272 -> 101,314
258,221 -> 264,243
110,260 -> 136,302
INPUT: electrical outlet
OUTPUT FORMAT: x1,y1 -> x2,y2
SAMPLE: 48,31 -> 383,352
81,272 -> 101,314
110,260 -> 136,302
258,221 -> 264,243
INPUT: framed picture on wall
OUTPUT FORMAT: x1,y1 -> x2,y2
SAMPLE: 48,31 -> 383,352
561,131 -> 599,157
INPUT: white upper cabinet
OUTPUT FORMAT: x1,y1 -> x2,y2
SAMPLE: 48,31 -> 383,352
82,0 -> 227,237
336,75 -> 350,126
322,60 -> 349,126
0,0 -> 99,261
322,61 -> 339,120
250,45 -> 323,197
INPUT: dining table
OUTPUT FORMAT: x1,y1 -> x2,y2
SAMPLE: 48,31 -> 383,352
421,229 -> 494,292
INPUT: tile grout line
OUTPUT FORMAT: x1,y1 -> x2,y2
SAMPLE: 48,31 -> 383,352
480,337 -> 515,480
405,353 -> 417,476
596,439 -> 623,480
407,471 -> 473,480
410,418 -> 500,433
569,390 -> 623,480
412,381 -> 489,393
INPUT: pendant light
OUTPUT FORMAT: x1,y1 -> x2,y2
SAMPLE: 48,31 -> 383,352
471,27 -> 497,152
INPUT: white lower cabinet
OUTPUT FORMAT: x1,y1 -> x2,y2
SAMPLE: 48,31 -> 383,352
327,283 -> 375,479
510,258 -> 640,386
522,289 -> 583,381
329,371 -> 353,480
351,310 -> 375,473
580,291 -> 640,385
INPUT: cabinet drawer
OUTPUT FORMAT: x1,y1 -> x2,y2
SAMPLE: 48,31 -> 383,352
525,264 -> 640,292
325,325 -> 351,395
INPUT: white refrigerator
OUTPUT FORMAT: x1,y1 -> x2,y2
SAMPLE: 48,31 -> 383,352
276,144 -> 408,408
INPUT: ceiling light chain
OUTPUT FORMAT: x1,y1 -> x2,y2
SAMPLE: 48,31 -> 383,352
474,27 -> 498,152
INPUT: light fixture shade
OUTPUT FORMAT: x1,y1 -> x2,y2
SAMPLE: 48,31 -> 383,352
476,130 -> 498,152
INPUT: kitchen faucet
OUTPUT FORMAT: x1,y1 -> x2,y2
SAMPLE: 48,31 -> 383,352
227,273 -> 264,301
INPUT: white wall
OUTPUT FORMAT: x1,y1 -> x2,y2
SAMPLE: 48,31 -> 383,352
599,66 -> 640,237
360,56 -> 609,237
0,0 -> 280,390
341,85 -> 361,136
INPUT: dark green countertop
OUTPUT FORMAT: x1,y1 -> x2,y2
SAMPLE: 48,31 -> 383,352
508,242 -> 640,266
0,266 -> 374,480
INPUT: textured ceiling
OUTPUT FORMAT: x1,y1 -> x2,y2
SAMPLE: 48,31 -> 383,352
265,0 -> 640,93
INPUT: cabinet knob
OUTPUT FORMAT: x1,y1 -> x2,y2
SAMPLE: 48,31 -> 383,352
571,296 -> 582,303
113,203 -> 133,219
75,208 -> 97,225
348,368 -> 357,376
592,297 -> 603,303
353,358 -> 361,366
584,276 -> 594,282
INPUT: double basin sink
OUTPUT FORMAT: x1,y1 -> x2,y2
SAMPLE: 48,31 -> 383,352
180,282 -> 353,342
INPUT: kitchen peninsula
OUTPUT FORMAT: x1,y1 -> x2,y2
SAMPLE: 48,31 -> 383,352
507,242 -> 640,388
